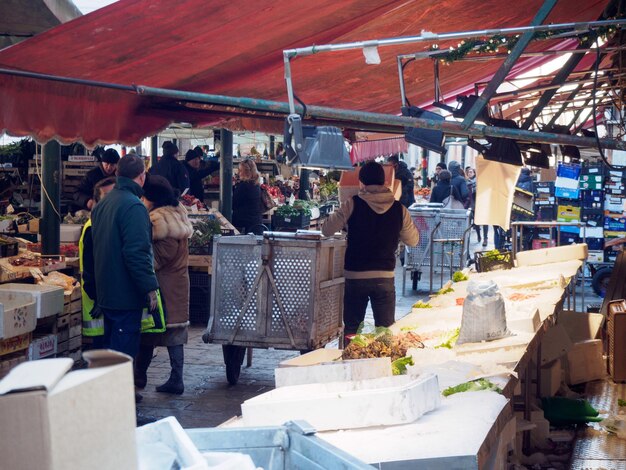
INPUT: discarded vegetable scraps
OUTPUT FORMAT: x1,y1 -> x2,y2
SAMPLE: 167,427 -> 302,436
452,271 -> 468,282
442,378 -> 502,397
342,329 -> 424,361
435,328 -> 460,350
392,356 -> 414,375
435,287 -> 455,296
413,300 -> 432,309
619,399 -> 626,407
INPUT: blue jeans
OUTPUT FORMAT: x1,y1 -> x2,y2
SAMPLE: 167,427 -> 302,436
102,308 -> 142,359
343,278 -> 396,335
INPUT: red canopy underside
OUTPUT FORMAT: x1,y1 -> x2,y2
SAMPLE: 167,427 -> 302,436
0,0 -> 609,146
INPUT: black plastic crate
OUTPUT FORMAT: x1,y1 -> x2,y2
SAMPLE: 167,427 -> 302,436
272,213 -> 311,229
189,302 -> 210,325
586,237 -> 605,251
0,236 -> 18,258
533,181 -> 555,196
581,162 -> 606,176
189,269 -> 210,289
475,250 -> 514,273
558,233 -> 580,246
535,205 -> 556,221
188,270 -> 211,325
581,209 -> 604,227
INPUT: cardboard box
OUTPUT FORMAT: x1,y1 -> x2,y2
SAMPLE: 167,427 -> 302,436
540,359 -> 562,397
28,334 -> 57,360
0,332 -> 31,357
588,250 -> 604,263
0,291 -> 37,340
556,205 -> 581,222
0,350 -> 137,470
565,339 -> 605,385
0,283 -> 64,319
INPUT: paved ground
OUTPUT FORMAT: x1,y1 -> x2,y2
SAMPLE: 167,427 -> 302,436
137,230 -> 600,428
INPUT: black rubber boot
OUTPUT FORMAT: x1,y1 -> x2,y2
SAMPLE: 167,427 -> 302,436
134,344 -> 154,390
156,345 -> 184,395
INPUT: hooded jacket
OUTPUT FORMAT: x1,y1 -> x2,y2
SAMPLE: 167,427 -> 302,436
150,204 -> 194,327
516,168 -> 533,192
447,161 -> 469,204
73,165 -> 110,210
322,185 -> 419,279
150,155 -> 190,194
91,177 -> 159,310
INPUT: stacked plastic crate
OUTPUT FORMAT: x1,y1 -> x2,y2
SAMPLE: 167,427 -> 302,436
555,163 -> 582,246
579,163 -> 606,262
604,167 -> 626,263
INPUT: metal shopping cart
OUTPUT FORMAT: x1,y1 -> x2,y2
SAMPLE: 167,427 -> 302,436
202,232 -> 346,384
402,205 -> 471,295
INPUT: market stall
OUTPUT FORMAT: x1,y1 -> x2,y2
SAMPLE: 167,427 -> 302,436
201,244 -> 588,468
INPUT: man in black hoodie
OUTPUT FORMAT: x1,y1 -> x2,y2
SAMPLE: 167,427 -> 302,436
183,149 -> 220,201
447,160 -> 469,207
388,155 -> 415,208
74,148 -> 120,210
322,161 -> 419,337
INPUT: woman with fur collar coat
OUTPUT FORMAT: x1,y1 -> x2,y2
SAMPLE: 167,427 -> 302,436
135,175 -> 193,395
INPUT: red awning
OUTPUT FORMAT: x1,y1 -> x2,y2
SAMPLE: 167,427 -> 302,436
350,137 -> 408,163
0,0 -> 610,146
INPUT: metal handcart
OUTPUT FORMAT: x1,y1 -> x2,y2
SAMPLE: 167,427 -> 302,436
202,231 -> 346,385
402,204 -> 471,295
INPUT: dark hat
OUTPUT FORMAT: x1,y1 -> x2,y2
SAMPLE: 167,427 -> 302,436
143,174 -> 179,208
436,162 -> 447,170
359,161 -> 385,186
439,170 -> 451,181
185,149 -> 200,161
102,148 -> 120,164
162,141 -> 179,157
117,155 -> 145,179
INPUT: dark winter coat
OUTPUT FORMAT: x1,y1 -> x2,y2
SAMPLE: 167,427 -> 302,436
150,204 -> 193,327
232,181 -> 263,233
447,161 -> 469,204
395,161 -> 415,207
91,177 -> 159,310
430,179 -> 456,204
73,165 -> 110,210
184,160 -> 219,201
150,155 -> 190,194
516,169 -> 533,192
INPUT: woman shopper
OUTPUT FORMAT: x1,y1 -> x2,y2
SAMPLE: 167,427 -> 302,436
465,167 -> 488,245
233,158 -> 264,235
134,175 -> 193,395
429,170 -> 455,203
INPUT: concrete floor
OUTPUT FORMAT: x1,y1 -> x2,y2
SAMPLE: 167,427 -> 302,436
137,230 -> 600,428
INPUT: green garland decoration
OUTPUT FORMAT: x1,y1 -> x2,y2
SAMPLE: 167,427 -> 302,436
429,22 -> 620,65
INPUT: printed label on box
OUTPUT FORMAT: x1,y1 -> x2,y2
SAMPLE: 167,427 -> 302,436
28,334 -> 57,360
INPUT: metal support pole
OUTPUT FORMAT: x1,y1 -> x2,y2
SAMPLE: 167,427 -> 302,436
150,135 -> 158,168
219,129 -> 233,222
41,140 -> 60,255
299,168 -> 310,200
269,135 -> 275,158
461,0 -> 557,128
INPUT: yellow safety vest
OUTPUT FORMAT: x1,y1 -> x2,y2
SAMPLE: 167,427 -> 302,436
79,220 -> 103,336
80,220 -> 166,335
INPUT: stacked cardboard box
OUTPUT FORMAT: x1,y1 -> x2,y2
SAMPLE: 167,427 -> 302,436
58,285 -> 82,360
604,168 -> 626,262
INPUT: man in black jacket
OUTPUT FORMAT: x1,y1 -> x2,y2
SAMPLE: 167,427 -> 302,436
388,155 -> 415,208
183,149 -> 219,201
91,155 -> 159,359
74,148 -> 120,210
322,161 -> 419,336
448,160 -> 469,206
150,141 -> 189,194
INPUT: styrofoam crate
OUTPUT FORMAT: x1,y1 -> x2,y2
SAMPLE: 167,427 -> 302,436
0,292 -> 36,340
0,284 -> 64,319
242,373 -> 440,431
275,357 -> 392,387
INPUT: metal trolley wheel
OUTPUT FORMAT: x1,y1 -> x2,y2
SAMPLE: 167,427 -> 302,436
222,344 -> 246,385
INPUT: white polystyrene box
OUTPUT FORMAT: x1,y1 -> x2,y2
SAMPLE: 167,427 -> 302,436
242,373 -> 440,431
275,357 -> 392,387
0,291 -> 36,339
515,243 -> 588,267
506,306 -> 541,333
0,283 -> 64,319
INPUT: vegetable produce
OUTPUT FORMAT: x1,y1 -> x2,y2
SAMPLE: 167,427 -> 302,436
413,300 -> 432,309
63,211 -> 90,225
435,328 -> 460,349
275,201 -> 312,217
452,271 -> 468,282
189,219 -> 222,254
391,356 -> 414,375
442,378 -> 502,397
435,286 -> 455,296
619,399 -> 626,407
180,194 -> 206,210
342,330 -> 424,361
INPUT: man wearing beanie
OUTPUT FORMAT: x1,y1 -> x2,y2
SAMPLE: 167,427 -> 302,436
149,141 -> 190,195
74,148 -> 120,210
322,161 -> 419,337
183,148 -> 219,201
91,155 -> 159,364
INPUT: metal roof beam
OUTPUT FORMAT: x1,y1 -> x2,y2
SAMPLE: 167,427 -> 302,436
461,0 -> 558,128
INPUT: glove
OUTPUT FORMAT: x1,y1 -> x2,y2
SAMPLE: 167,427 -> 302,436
90,304 -> 103,319
147,290 -> 158,313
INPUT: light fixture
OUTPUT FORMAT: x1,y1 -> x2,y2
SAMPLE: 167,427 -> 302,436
401,106 -> 447,154
283,115 -> 353,170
